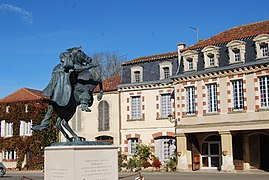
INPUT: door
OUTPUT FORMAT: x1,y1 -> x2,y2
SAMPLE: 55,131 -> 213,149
201,141 -> 221,169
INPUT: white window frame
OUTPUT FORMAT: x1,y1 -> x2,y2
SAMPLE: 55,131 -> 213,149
160,94 -> 172,118
5,105 -> 10,113
25,104 -> 29,113
182,50 -> 199,72
227,40 -> 246,64
20,120 -> 32,136
131,96 -> 141,119
259,76 -> 269,108
1,120 -> 13,137
231,80 -> 244,110
159,61 -> 172,80
186,86 -> 195,114
2,150 -> 17,160
201,46 -> 220,68
127,138 -> 139,155
207,83 -> 218,113
253,34 -> 269,59
131,66 -> 143,83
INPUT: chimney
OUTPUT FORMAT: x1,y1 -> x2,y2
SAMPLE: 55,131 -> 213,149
177,42 -> 186,52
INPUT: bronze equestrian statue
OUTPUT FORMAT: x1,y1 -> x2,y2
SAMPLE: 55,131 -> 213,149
31,47 -> 103,142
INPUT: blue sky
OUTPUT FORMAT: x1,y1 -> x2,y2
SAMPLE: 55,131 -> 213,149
0,0 -> 268,99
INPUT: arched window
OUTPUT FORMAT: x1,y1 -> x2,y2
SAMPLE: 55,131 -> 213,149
98,100 -> 110,131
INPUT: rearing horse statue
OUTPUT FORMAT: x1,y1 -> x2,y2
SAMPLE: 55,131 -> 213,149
32,47 -> 103,142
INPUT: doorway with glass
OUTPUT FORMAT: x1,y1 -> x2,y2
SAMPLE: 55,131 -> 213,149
201,136 -> 221,170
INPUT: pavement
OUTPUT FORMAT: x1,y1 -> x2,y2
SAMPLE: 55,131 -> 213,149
1,170 -> 268,180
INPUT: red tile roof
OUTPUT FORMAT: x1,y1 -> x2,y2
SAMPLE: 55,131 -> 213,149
122,51 -> 178,66
185,19 -> 269,51
94,75 -> 122,92
0,88 -> 44,103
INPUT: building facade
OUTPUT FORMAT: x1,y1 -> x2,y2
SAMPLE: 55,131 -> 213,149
0,88 -> 57,170
118,49 -> 185,163
173,20 -> 269,171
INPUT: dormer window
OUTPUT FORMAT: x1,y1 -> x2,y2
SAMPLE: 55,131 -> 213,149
134,71 -> 141,82
253,34 -> 269,59
260,42 -> 268,57
208,53 -> 215,66
232,48 -> 240,62
159,61 -> 172,80
187,58 -> 193,70
163,67 -> 170,79
131,66 -> 143,83
182,50 -> 199,72
227,40 -> 246,64
202,46 -> 220,69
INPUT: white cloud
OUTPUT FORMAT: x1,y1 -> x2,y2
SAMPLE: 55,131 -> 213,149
0,3 -> 33,25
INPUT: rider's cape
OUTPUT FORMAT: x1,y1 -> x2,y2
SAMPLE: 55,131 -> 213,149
42,64 -> 72,107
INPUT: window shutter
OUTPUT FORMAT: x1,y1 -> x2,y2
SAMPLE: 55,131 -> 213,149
154,139 -> 162,161
20,121 -> 25,136
127,139 -> 132,155
1,120 -> 5,137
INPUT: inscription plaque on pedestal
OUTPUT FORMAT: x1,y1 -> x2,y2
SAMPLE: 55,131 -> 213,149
44,145 -> 118,180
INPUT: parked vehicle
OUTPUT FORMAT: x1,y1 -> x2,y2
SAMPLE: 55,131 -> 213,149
0,162 -> 6,177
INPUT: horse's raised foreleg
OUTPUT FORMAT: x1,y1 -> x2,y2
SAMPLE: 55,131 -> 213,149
61,119 -> 81,142
55,117 -> 72,142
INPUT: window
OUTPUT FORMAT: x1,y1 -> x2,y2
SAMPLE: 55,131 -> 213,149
131,66 -> 143,83
25,104 -> 29,113
163,67 -> 170,79
160,94 -> 172,118
20,120 -> 32,136
96,136 -> 113,144
128,138 -> 138,155
202,46 -> 220,68
207,83 -> 218,112
231,80 -> 244,110
71,106 -> 82,131
134,71 -> 141,82
187,58 -> 193,70
227,40 -> 246,64
98,100 -> 110,131
182,50 -> 199,72
259,76 -> 269,108
186,86 -> 195,114
155,137 -> 176,163
233,48 -> 240,62
260,43 -> 268,57
131,96 -> 141,119
2,150 -> 16,160
253,34 -> 269,59
159,61 -> 172,80
5,105 -> 10,113
1,120 -> 13,137
208,54 -> 215,66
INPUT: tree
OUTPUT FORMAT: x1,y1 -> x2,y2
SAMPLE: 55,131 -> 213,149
91,51 -> 126,79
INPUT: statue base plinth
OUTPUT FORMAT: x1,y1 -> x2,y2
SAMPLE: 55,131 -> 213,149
44,144 -> 119,180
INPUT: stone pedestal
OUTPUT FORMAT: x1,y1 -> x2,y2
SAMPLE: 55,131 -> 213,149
44,145 -> 119,180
